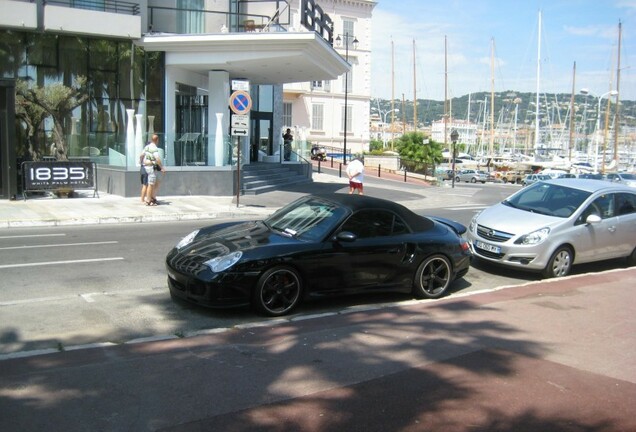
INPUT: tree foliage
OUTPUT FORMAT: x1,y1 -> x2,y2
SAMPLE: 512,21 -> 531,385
15,76 -> 89,160
396,132 -> 444,176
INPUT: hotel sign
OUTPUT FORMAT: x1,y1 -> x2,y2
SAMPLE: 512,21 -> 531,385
301,0 -> 334,44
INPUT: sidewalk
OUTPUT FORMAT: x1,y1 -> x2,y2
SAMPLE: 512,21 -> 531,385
0,167 -> 451,228
1,267 -> 634,431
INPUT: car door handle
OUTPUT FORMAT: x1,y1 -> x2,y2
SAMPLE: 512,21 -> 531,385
608,226 -> 617,233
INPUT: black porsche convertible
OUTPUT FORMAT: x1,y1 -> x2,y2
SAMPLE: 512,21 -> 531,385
166,193 -> 471,316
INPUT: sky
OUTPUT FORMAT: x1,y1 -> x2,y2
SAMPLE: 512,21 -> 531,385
370,0 -> 636,102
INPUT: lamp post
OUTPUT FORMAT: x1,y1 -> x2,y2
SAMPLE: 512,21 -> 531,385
582,89 -> 618,173
374,108 -> 399,148
450,129 -> 459,189
335,33 -> 359,164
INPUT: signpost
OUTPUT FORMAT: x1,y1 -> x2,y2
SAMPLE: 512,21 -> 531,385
229,82 -> 252,207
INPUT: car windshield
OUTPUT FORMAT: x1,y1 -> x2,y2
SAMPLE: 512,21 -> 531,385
264,197 -> 347,241
502,182 -> 592,218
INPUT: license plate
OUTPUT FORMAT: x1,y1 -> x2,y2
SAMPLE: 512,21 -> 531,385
474,240 -> 501,254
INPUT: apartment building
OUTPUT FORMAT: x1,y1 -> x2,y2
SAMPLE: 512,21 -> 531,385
0,0 -> 352,198
283,0 -> 375,159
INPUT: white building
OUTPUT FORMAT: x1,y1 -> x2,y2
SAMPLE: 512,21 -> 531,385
284,0 -> 375,160
0,0 -> 354,198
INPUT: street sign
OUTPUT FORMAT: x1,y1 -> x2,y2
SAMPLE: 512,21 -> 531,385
231,114 -> 249,128
231,127 -> 248,136
231,80 -> 250,91
229,90 -> 252,115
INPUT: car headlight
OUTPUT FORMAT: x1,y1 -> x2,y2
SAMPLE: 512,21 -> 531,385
469,213 -> 480,232
515,227 -> 550,245
176,229 -> 199,250
204,251 -> 243,272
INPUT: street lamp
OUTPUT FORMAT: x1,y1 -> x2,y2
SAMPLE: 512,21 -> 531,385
450,129 -> 459,189
335,33 -> 359,164
373,108 -> 399,148
581,89 -> 618,172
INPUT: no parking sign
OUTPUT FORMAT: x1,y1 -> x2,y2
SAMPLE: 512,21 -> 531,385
229,90 -> 252,115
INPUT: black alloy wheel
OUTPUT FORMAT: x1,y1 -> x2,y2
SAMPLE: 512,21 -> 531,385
413,254 -> 452,299
253,266 -> 303,316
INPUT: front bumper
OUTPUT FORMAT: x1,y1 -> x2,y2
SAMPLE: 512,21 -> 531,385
467,233 -> 549,271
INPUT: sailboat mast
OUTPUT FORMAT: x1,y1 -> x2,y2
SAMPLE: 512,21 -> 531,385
613,20 -> 622,166
535,10 -> 541,155
413,39 -> 417,132
569,61 -> 576,162
391,38 -> 395,148
490,37 -> 495,156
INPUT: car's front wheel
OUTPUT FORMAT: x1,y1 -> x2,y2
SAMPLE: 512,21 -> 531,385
413,255 -> 452,299
252,266 -> 302,316
470,177 -> 477,183
542,246 -> 573,278
455,176 -> 461,183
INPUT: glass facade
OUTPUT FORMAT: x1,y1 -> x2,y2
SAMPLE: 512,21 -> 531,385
0,30 -> 163,167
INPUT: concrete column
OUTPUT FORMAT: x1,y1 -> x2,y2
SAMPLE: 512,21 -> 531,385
208,71 -> 230,166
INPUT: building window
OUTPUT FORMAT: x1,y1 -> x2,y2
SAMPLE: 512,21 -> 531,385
343,19 -> 355,41
311,81 -> 323,90
312,104 -> 324,130
283,102 -> 292,126
178,0 -> 204,34
341,105 -> 352,132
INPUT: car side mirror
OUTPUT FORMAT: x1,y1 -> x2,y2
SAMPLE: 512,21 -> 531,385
334,231 -> 357,242
586,214 -> 601,225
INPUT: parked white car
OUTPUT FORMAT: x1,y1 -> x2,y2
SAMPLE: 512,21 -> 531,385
606,172 -> 636,187
522,174 -> 551,186
455,169 -> 490,184
467,179 -> 636,278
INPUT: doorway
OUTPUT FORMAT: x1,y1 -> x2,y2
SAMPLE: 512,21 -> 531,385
0,80 -> 17,199
175,84 -> 208,166
250,111 -> 273,162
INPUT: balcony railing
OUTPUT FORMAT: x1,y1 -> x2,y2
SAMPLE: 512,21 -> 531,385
45,0 -> 140,16
148,1 -> 291,35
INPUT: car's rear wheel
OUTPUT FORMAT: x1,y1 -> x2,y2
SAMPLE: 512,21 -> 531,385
253,266 -> 302,316
470,177 -> 477,183
413,255 -> 452,299
455,176 -> 461,183
542,246 -> 573,278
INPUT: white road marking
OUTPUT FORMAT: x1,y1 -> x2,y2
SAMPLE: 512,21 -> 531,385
0,241 -> 118,251
0,233 -> 66,239
0,257 -> 124,270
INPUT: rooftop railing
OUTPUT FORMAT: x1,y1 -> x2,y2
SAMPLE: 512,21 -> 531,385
45,0 -> 140,16
147,1 -> 291,35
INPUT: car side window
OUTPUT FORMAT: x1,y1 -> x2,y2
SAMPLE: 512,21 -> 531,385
340,210 -> 408,239
576,194 -> 615,224
616,193 -> 636,216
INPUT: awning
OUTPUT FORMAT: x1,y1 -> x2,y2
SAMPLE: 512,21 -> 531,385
138,32 -> 349,85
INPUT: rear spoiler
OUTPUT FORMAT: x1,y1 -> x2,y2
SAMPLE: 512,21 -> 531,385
428,216 -> 467,236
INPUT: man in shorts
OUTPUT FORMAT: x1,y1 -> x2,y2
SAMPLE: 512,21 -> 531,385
346,157 -> 364,195
140,134 -> 165,206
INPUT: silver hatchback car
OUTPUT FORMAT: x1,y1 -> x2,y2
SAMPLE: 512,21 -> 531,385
468,179 -> 636,278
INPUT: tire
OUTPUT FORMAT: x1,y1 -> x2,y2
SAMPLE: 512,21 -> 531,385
470,177 -> 477,183
627,247 -> 636,267
252,266 -> 303,316
455,176 -> 461,183
542,246 -> 573,278
502,178 -> 508,184
413,254 -> 452,299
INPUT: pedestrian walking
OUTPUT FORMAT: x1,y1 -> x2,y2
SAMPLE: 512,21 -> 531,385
346,157 -> 364,195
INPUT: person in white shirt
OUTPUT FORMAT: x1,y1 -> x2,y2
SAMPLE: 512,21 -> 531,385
346,158 -> 364,195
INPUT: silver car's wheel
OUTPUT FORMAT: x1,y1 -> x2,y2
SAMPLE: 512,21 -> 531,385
627,248 -> 636,267
413,255 -> 452,299
470,177 -> 477,183
253,266 -> 302,316
542,246 -> 573,278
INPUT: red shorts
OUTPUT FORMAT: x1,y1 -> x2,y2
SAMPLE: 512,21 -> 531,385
349,181 -> 363,191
